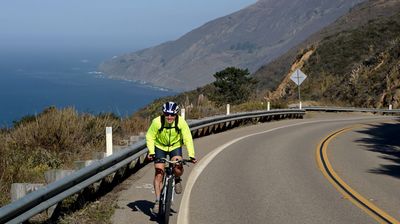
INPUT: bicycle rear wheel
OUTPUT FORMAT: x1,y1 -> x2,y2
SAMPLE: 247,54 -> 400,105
163,177 -> 174,224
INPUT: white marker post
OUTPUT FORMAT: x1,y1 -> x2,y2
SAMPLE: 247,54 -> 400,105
226,104 -> 230,115
106,127 -> 113,156
267,101 -> 270,111
181,108 -> 186,120
290,69 -> 307,109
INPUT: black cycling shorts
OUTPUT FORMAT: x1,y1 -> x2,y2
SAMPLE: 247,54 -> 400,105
154,147 -> 182,163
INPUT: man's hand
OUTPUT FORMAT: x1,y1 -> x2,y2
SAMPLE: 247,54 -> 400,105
147,153 -> 155,161
189,157 -> 198,164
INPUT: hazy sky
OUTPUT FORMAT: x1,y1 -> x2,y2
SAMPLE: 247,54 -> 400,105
0,0 -> 257,55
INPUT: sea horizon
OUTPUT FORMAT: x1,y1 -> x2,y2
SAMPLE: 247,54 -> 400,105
0,49 -> 176,128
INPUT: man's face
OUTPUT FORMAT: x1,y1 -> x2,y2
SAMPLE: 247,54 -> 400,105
164,113 -> 176,124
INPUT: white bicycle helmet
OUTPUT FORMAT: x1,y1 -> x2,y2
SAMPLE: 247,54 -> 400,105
162,101 -> 179,115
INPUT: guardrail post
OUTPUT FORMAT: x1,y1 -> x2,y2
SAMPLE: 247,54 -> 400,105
93,151 -> 107,160
43,169 -> 75,217
181,108 -> 185,119
130,135 -> 139,144
44,170 -> 75,184
106,127 -> 113,156
227,104 -> 230,115
129,132 -> 146,145
389,104 -> 393,110
267,102 -> 270,111
11,183 -> 45,202
139,132 -> 145,140
74,160 -> 97,170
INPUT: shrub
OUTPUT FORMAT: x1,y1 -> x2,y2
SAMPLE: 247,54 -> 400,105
208,67 -> 258,106
0,107 -> 124,206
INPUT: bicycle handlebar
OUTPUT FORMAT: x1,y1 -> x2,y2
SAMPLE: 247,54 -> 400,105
158,158 -> 194,165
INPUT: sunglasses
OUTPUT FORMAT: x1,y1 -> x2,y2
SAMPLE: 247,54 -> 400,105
164,113 -> 176,117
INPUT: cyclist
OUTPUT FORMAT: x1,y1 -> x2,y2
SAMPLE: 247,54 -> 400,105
146,101 -> 197,214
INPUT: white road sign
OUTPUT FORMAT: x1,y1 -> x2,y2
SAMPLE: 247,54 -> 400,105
290,69 -> 307,86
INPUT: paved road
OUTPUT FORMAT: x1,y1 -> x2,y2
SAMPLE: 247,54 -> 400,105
111,113 -> 400,224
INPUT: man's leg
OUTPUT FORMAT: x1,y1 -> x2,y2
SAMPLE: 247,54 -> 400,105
154,163 -> 165,200
153,148 -> 166,214
170,147 -> 184,177
153,162 -> 164,214
171,155 -> 183,177
171,147 -> 184,194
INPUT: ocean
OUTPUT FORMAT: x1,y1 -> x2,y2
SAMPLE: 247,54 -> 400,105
0,50 -> 176,127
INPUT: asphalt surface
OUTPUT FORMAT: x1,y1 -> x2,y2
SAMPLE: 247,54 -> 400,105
328,121 -> 400,222
111,112 -> 400,224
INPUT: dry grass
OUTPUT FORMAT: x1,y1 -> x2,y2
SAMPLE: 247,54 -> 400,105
0,106 -> 145,207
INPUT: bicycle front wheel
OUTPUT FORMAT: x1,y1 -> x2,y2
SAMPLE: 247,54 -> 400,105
163,177 -> 174,224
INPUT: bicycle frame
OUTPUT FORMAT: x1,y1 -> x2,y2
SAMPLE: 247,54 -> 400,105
158,158 -> 191,224
159,163 -> 175,222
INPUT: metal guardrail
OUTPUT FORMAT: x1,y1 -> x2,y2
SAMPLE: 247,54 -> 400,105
302,106 -> 400,114
0,109 -> 304,224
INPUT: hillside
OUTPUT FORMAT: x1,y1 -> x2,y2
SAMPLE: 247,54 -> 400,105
99,0 -> 364,91
261,0 -> 400,108
254,0 -> 400,92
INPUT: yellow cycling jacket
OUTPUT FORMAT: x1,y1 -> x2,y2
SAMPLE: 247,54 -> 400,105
146,115 -> 195,158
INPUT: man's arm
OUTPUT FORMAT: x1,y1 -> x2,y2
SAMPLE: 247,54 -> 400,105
180,117 -> 195,158
146,118 -> 159,155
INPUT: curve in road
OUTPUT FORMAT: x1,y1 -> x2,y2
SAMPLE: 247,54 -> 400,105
316,125 -> 399,224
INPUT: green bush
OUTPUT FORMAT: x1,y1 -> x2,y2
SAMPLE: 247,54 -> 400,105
208,67 -> 258,106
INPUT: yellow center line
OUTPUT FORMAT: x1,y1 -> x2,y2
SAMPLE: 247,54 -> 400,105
316,125 -> 400,224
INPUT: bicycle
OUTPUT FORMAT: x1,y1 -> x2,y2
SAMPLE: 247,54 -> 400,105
157,158 -> 192,224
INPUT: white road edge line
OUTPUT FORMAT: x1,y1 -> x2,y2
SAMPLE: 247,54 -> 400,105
177,116 -> 392,224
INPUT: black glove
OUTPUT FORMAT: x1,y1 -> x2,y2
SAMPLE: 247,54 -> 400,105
189,157 -> 198,164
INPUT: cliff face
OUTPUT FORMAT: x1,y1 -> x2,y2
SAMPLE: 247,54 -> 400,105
262,0 -> 400,108
99,0 -> 364,91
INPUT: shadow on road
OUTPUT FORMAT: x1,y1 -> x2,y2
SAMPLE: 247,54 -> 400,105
127,200 -> 178,223
355,120 -> 400,179
127,200 -> 158,222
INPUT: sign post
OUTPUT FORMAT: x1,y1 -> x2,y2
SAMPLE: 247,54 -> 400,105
290,69 -> 307,109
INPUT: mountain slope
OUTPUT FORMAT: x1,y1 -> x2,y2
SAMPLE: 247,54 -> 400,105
254,0 -> 400,91
99,0 -> 364,91
262,0 -> 400,108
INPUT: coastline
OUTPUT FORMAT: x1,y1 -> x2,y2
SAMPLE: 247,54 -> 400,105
0,71 -> 176,128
